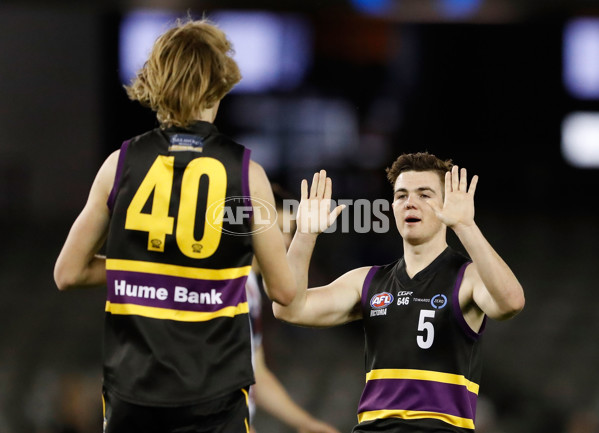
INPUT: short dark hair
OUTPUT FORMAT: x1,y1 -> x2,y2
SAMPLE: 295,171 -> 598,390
385,152 -> 453,187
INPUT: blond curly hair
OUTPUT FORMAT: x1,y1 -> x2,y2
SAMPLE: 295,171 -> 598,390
125,17 -> 241,128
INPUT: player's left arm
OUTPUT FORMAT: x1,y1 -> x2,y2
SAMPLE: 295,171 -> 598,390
429,165 -> 525,321
54,150 -> 119,290
457,231 -> 525,322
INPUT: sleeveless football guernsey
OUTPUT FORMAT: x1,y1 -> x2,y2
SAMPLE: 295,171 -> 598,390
358,247 -> 486,432
104,121 -> 254,406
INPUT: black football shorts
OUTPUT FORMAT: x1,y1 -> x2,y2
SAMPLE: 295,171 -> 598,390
103,387 -> 250,433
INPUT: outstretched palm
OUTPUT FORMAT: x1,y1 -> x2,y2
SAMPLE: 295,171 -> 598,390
429,165 -> 478,229
296,170 -> 345,235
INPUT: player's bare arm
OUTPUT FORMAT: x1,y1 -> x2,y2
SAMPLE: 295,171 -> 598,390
249,160 -> 296,306
274,266 -> 370,327
428,165 -> 525,323
54,150 -> 119,290
273,170 -> 366,328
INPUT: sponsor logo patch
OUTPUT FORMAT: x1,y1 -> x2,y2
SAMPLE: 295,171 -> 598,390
168,133 -> 204,151
396,290 -> 413,306
431,294 -> 448,309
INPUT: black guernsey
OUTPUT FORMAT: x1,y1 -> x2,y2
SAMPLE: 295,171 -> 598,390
357,247 -> 486,432
104,121 -> 254,406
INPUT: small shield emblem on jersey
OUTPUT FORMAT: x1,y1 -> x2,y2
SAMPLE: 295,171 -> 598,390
150,239 -> 162,249
192,243 -> 203,253
370,292 -> 394,309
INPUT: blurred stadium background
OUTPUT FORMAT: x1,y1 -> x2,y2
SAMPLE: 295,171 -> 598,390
1,0 -> 599,432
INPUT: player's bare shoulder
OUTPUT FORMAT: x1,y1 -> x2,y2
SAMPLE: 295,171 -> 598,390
338,266 -> 374,293
96,149 -> 121,189
331,266 -> 376,308
458,261 -> 480,306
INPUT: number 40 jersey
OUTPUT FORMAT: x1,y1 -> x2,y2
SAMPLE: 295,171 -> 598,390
104,120 -> 255,406
358,247 -> 486,432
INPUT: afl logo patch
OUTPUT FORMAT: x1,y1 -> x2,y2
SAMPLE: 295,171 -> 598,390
370,292 -> 394,309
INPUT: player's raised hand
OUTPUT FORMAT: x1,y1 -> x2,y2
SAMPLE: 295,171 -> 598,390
296,170 -> 345,235
428,165 -> 478,230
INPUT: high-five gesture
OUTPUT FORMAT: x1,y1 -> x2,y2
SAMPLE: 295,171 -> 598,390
276,152 -> 524,433
429,165 -> 478,230
296,170 -> 345,235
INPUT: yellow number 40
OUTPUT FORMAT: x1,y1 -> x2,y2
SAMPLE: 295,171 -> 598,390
125,155 -> 227,259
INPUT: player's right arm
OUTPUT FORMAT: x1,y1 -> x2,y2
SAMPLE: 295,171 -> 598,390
273,259 -> 369,327
54,150 -> 119,290
273,170 -> 365,327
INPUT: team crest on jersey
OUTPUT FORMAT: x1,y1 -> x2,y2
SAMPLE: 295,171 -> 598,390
370,292 -> 394,309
